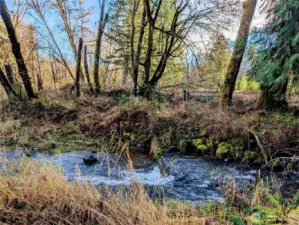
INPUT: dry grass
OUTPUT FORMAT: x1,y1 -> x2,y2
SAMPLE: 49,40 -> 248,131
0,157 -> 225,225
0,88 -> 298,162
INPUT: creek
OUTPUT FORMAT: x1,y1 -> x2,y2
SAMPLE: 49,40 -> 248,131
0,149 -> 298,204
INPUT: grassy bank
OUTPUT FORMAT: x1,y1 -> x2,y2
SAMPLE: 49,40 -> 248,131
0,89 -> 298,169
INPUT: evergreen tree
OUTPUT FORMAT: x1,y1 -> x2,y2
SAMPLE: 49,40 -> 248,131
252,0 -> 299,110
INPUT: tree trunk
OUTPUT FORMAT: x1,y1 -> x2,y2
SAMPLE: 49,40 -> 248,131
138,82 -> 157,100
50,58 -> 57,90
0,67 -> 20,100
5,64 -> 14,85
220,0 -> 257,107
75,38 -> 83,97
37,73 -> 43,92
84,45 -> 94,94
93,0 -> 108,96
257,75 -> 289,110
133,7 -> 146,97
0,0 -> 36,99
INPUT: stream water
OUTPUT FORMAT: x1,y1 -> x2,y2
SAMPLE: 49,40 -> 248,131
0,149 -> 298,204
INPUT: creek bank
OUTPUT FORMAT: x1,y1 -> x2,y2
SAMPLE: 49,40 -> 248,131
125,129 -> 298,173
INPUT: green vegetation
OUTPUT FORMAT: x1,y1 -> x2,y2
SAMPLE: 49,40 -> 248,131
236,75 -> 260,91
251,0 -> 299,110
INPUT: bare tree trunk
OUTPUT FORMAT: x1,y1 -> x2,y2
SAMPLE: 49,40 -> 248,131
0,0 -> 35,99
133,7 -> 146,96
93,0 -> 108,96
220,0 -> 257,107
0,67 -> 20,100
5,64 -> 14,84
75,38 -> 83,97
37,73 -> 43,92
122,57 -> 129,86
84,45 -> 94,94
50,58 -> 57,90
143,0 -> 162,84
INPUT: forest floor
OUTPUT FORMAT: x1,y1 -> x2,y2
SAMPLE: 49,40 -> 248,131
0,88 -> 299,224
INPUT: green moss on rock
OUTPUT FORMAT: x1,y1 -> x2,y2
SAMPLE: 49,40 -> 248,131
216,142 -> 232,160
191,139 -> 208,152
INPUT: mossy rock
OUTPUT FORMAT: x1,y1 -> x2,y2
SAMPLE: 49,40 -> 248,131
216,142 -> 232,160
243,151 -> 258,163
192,138 -> 203,146
191,139 -> 208,152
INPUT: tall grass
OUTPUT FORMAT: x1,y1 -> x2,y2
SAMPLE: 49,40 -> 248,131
0,156 -> 220,225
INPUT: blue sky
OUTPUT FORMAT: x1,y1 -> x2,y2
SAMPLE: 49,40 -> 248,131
4,0 -> 267,63
5,0 -> 104,62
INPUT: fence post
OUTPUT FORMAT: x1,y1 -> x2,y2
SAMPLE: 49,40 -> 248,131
183,90 -> 188,101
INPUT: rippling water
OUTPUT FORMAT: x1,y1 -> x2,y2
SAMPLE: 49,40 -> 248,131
0,149 -> 297,204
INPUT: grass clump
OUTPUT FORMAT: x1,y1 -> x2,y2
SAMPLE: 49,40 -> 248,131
0,158 -> 224,225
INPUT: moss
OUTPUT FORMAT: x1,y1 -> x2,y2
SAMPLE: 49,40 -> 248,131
216,142 -> 232,160
271,159 -> 282,169
196,145 -> 208,152
130,134 -> 137,142
49,147 -> 63,155
123,132 -> 131,138
192,138 -> 203,146
199,128 -> 207,137
190,139 -> 208,152
247,205 -> 282,224
232,146 -> 244,160
206,138 -> 215,149
243,151 -> 258,163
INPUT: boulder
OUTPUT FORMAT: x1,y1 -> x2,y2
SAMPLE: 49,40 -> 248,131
216,142 -> 232,160
83,155 -> 98,165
